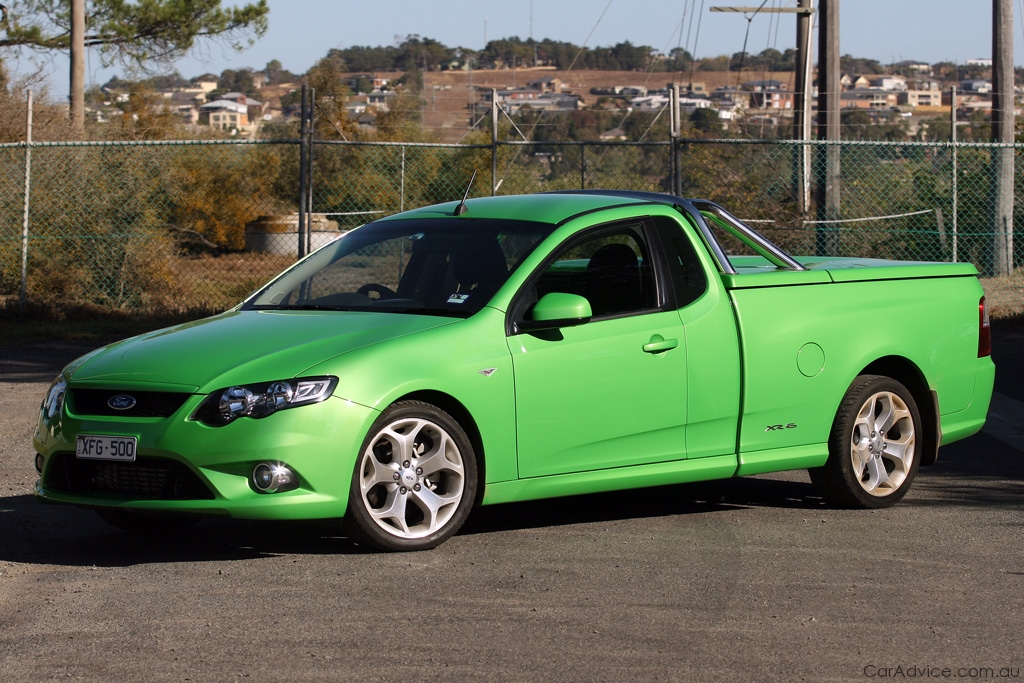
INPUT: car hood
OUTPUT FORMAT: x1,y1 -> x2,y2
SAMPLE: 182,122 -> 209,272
67,310 -> 459,391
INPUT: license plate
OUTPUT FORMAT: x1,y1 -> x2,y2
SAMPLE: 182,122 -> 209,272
76,435 -> 137,462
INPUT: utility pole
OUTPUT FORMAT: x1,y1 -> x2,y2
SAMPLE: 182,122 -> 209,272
709,4 -> 815,210
815,0 -> 840,256
70,0 -> 85,137
991,0 -> 1014,274
793,0 -> 814,213
793,1 -> 814,143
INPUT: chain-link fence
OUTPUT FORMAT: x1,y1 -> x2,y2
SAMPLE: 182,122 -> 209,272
1,136 -> 1020,315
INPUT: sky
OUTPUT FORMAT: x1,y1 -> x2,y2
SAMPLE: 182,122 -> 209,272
3,0 -> 1013,98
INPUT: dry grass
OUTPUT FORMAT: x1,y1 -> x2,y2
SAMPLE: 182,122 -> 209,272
980,271 -> 1024,322
171,252 -> 295,311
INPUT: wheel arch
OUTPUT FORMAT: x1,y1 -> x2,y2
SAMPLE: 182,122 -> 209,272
394,390 -> 487,502
859,355 -> 940,466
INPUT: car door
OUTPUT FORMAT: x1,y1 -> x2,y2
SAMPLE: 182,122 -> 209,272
507,219 -> 690,479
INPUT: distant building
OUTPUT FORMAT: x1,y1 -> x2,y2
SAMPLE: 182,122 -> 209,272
898,61 -> 933,75
898,90 -> 943,107
869,75 -> 907,91
749,88 -> 794,110
199,93 -> 263,132
742,79 -> 788,92
841,89 -> 897,109
526,76 -> 565,93
192,75 -> 219,93
960,79 -> 992,94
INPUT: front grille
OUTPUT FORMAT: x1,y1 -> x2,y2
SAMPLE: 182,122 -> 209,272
70,389 -> 192,418
45,453 -> 215,500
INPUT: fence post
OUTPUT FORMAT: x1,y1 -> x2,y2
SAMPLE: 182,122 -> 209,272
19,90 -> 33,312
297,85 -> 310,259
297,85 -> 315,258
400,146 -> 406,212
951,86 -> 958,263
580,144 -> 586,189
491,89 -> 498,195
670,85 -> 680,195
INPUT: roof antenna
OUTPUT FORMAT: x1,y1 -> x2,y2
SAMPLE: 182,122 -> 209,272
454,170 -> 477,216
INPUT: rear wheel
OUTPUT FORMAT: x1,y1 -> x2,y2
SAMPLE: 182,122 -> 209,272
344,401 -> 477,551
809,374 -> 922,508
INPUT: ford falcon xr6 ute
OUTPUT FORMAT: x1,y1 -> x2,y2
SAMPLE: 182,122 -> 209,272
33,191 -> 995,551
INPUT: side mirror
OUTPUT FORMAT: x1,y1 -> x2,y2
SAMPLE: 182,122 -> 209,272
517,292 -> 593,332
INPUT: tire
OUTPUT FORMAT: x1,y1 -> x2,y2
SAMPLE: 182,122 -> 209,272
95,509 -> 199,535
809,374 -> 922,509
343,401 -> 478,551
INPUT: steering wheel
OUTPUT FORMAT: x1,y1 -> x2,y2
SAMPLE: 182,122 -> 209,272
357,283 -> 397,301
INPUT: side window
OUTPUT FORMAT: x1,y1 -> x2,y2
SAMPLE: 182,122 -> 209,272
530,224 -> 657,318
653,215 -> 708,308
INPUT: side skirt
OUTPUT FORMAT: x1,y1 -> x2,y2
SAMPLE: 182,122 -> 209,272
481,455 -> 737,506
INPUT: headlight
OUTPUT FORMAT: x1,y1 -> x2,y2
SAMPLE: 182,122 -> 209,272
192,376 -> 338,426
42,376 -> 68,421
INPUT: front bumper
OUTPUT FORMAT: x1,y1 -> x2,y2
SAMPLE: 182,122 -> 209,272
33,391 -> 378,521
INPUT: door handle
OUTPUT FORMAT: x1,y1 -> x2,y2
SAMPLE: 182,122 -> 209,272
642,334 -> 679,354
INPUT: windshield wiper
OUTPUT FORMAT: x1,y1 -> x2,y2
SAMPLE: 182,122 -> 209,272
273,304 -> 340,311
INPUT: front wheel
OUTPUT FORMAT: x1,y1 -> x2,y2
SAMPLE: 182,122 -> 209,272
343,401 -> 478,551
809,375 -> 922,509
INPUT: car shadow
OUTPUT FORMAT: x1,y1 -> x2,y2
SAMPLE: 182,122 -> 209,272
461,474 -> 826,536
905,431 -> 1024,508
1,429 -> 1017,567
0,475 -> 827,567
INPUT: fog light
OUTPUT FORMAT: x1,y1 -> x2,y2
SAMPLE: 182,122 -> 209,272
34,453 -> 45,474
252,462 -> 296,493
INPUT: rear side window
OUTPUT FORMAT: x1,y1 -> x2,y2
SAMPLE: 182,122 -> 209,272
653,215 -> 707,308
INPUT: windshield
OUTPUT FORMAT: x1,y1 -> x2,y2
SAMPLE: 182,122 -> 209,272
244,217 -> 555,317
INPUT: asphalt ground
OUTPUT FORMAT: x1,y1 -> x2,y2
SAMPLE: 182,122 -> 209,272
0,326 -> 1021,682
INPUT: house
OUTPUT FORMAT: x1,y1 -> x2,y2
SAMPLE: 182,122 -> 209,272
616,85 -> 648,98
898,61 -> 933,75
907,76 -> 942,91
506,92 -> 582,113
367,91 -> 395,111
841,74 -> 872,89
960,79 -> 992,94
966,58 -> 993,67
199,94 -> 263,132
200,99 -> 249,130
487,88 -> 544,105
841,89 -> 898,109
527,76 -> 565,93
630,94 -> 670,111
710,87 -> 747,112
345,95 -> 369,117
898,90 -> 943,107
630,93 -> 709,114
346,74 -> 390,92
749,88 -> 794,110
164,89 -> 206,123
869,75 -> 907,91
742,79 -> 787,92
192,75 -> 219,93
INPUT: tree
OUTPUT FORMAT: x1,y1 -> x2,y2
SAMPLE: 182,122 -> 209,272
0,0 -> 269,134
306,52 -> 357,140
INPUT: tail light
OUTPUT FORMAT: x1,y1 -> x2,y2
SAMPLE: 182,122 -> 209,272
978,296 -> 991,358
